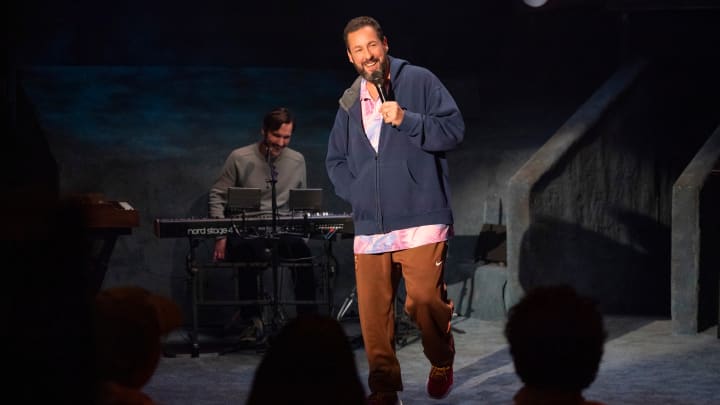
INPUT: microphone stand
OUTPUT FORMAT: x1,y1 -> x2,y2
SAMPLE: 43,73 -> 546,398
265,144 -> 285,333
266,144 -> 279,234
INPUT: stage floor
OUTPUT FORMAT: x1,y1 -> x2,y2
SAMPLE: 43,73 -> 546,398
148,315 -> 719,404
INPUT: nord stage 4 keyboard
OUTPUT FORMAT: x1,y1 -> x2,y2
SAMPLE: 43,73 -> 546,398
153,213 -> 354,238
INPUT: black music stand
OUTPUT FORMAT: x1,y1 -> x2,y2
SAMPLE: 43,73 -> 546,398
225,186 -> 278,352
290,188 -> 341,315
224,186 -> 266,325
223,157 -> 290,352
226,187 -> 262,216
289,188 -> 323,212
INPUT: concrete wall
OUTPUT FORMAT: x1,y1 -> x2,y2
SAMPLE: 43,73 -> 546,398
672,126 -> 720,334
507,56 -> 720,316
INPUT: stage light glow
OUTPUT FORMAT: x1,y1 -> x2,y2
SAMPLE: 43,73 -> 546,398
523,0 -> 548,7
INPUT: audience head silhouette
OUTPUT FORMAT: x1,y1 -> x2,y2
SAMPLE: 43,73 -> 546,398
504,284 -> 607,405
94,285 -> 183,404
245,314 -> 366,405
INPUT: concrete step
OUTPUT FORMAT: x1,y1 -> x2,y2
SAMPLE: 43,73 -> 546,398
449,263 -> 508,321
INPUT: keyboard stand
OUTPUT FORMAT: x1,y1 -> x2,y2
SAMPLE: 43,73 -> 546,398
183,232 -> 341,357
185,237 -> 273,357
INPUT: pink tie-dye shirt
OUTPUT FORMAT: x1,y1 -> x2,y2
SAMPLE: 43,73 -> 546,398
354,79 -> 451,254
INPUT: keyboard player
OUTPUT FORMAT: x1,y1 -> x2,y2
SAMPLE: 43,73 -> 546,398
208,107 -> 318,327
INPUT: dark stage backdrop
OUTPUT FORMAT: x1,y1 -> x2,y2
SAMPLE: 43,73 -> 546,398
11,0 -> 717,320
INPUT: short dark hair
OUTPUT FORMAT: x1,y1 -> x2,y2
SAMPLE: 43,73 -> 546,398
262,107 -> 294,134
504,284 -> 607,391
246,314 -> 367,405
343,16 -> 385,49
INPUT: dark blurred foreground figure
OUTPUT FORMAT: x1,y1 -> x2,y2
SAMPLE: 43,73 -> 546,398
8,198 -> 98,404
504,285 -> 608,405
94,286 -> 183,405
7,83 -> 97,403
245,314 -> 367,405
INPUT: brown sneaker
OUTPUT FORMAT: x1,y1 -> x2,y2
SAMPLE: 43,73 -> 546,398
367,391 -> 402,405
426,365 -> 453,399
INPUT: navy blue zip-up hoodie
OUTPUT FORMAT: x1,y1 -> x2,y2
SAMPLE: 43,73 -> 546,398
326,56 -> 465,235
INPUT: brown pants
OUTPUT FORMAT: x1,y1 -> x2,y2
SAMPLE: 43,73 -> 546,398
355,241 -> 455,393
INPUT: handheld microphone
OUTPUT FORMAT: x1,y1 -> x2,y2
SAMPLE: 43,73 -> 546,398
370,71 -> 392,103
